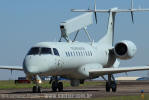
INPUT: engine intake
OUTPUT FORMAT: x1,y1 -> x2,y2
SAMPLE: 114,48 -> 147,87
114,40 -> 137,60
115,43 -> 127,56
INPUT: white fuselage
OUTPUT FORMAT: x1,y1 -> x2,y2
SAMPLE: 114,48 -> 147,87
23,41 -> 111,79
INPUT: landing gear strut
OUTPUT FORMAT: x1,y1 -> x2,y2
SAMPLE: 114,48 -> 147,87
106,74 -> 117,92
50,76 -> 63,92
32,75 -> 41,93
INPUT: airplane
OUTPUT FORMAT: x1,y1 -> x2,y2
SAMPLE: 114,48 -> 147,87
0,0 -> 149,93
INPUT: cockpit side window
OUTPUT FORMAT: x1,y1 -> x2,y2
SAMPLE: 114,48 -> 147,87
53,48 -> 60,56
41,48 -> 52,54
27,47 -> 39,55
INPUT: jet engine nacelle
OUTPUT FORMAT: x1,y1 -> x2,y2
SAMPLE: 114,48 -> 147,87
114,40 -> 137,60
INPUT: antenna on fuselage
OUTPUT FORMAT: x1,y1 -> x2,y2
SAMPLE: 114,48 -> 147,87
130,0 -> 134,23
94,0 -> 98,24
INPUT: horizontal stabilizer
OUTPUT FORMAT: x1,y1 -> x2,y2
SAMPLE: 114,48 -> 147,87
71,9 -> 149,13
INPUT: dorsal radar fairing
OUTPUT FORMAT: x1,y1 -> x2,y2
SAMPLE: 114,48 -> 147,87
59,12 -> 94,42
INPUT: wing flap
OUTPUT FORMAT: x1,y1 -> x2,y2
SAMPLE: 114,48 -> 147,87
89,66 -> 149,76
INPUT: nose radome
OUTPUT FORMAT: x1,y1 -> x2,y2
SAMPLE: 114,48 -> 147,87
27,66 -> 38,74
23,55 -> 55,74
24,65 -> 38,74
23,59 -> 38,74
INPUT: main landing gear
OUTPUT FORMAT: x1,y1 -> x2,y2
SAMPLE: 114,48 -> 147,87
50,76 -> 63,92
106,74 -> 117,92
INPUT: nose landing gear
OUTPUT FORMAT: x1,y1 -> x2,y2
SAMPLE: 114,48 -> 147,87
32,75 -> 42,93
32,85 -> 41,93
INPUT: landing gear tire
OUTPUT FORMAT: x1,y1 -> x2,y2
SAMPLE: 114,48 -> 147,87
105,74 -> 117,92
51,81 -> 63,92
32,86 -> 41,93
58,82 -> 63,92
106,82 -> 110,92
105,81 -> 117,92
52,81 -> 58,92
111,82 -> 117,92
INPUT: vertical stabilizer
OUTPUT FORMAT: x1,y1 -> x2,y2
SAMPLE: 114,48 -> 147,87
98,8 -> 117,47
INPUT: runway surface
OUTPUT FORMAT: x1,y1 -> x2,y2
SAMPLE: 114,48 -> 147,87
0,81 -> 149,99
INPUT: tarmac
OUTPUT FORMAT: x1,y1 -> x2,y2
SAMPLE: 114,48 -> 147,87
0,81 -> 149,99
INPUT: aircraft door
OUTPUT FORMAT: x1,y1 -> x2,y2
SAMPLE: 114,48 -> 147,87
55,57 -> 63,71
58,59 -> 63,68
53,48 -> 64,72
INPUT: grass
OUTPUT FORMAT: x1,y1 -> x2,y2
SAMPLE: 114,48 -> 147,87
0,80 -> 34,89
0,80 -> 104,89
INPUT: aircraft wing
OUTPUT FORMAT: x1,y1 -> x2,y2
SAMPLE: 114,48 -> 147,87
89,66 -> 149,76
0,66 -> 23,71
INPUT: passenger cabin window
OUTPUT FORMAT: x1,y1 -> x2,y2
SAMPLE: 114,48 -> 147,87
88,51 -> 90,56
53,48 -> 60,56
76,52 -> 78,56
27,47 -> 39,55
41,48 -> 52,54
68,52 -> 70,56
71,52 -> 73,56
85,51 -> 88,56
90,51 -> 92,56
73,51 -> 75,56
65,52 -> 68,56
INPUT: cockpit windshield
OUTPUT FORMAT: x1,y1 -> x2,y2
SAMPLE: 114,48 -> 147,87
27,47 -> 52,55
53,48 -> 60,56
41,48 -> 52,54
27,47 -> 60,56
27,47 -> 39,55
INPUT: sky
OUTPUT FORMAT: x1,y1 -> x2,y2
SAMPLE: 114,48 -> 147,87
0,0 -> 149,80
